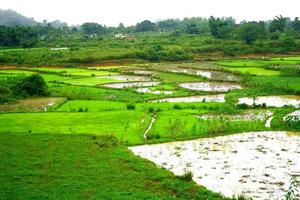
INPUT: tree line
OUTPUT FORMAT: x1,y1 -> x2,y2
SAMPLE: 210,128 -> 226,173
0,16 -> 300,48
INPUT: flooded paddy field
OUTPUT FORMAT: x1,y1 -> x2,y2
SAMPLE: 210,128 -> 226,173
2,58 -> 300,200
198,110 -> 273,121
129,131 -> 300,200
132,70 -> 154,75
100,75 -> 153,82
238,95 -> 300,108
152,94 -> 225,103
102,81 -> 160,89
136,87 -> 174,95
171,68 -> 240,81
180,82 -> 242,92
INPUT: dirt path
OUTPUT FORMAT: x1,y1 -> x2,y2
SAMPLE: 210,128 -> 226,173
144,115 -> 156,139
265,116 -> 273,128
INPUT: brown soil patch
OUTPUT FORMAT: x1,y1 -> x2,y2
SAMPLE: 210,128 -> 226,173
0,97 -> 66,112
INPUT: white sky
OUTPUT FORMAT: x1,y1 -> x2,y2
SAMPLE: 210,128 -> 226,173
0,0 -> 299,26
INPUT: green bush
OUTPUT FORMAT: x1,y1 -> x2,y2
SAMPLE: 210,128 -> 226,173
126,104 -> 136,110
173,104 -> 182,109
14,74 -> 48,96
0,74 -> 47,102
177,171 -> 193,181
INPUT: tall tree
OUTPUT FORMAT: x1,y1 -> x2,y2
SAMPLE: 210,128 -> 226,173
269,15 -> 287,33
292,17 -> 300,31
238,22 -> 267,44
81,22 -> 106,36
186,22 -> 200,34
135,20 -> 155,32
208,16 -> 234,39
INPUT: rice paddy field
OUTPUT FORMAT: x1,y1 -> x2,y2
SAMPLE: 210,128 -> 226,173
1,56 -> 300,200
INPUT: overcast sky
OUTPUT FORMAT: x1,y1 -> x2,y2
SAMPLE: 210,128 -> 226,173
0,0 -> 299,26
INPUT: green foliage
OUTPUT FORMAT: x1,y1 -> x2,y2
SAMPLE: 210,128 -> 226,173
14,74 -> 48,96
208,16 -> 235,39
285,116 -> 300,129
136,20 -> 156,32
173,104 -> 182,109
126,103 -> 136,110
0,26 -> 38,47
0,74 -> 47,102
177,171 -> 193,181
237,22 -> 267,44
81,22 -> 106,36
269,15 -> 287,33
186,22 -> 200,34
285,177 -> 300,200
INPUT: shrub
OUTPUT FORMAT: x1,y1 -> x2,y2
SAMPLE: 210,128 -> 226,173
0,75 -> 47,102
177,171 -> 193,181
173,104 -> 182,109
155,134 -> 160,139
148,107 -> 155,113
14,74 -> 48,96
126,104 -> 136,110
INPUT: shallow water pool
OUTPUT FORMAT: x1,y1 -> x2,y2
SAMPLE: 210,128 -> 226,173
129,131 -> 300,200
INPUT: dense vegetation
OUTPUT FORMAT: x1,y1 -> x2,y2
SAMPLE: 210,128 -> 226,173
1,11 -> 300,65
0,74 -> 47,102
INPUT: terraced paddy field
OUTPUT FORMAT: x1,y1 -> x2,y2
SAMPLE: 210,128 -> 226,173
226,67 -> 280,76
31,67 -> 118,76
1,57 -> 300,200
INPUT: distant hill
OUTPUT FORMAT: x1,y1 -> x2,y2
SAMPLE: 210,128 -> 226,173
0,9 -> 68,28
0,9 -> 38,26
48,20 -> 68,29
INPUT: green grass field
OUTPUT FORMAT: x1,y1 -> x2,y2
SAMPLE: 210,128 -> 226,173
57,100 -> 127,111
226,67 -> 280,75
216,59 -> 300,68
32,68 -> 118,76
0,111 -> 150,144
250,76 -> 300,91
57,100 -> 227,112
148,109 -> 268,141
216,60 -> 267,67
40,74 -> 72,82
61,76 -> 123,86
0,133 -> 228,200
48,83 -> 156,102
0,69 -> 37,75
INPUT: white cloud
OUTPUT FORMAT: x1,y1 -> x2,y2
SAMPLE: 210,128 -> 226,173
0,0 -> 299,26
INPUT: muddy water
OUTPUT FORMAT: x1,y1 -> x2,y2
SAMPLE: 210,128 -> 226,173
129,131 -> 300,200
180,82 -> 242,92
102,82 -> 160,89
136,88 -> 174,95
238,96 -> 300,108
171,68 -> 240,81
152,94 -> 225,103
132,70 -> 154,75
100,75 -> 151,82
198,110 -> 273,121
